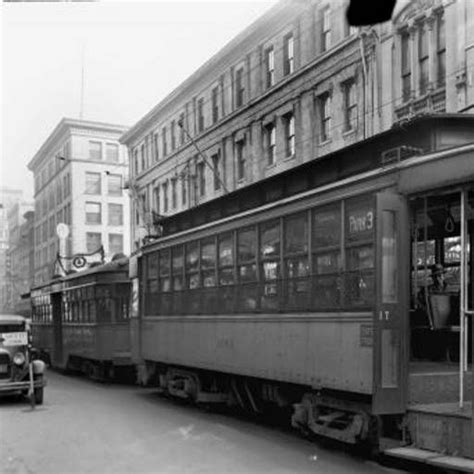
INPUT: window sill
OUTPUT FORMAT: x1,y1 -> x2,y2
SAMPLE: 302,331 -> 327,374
283,153 -> 295,162
319,139 -> 332,147
342,128 -> 356,138
266,162 -> 277,170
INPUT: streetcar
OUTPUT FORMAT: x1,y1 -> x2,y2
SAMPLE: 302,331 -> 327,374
30,257 -> 134,381
132,114 -> 473,465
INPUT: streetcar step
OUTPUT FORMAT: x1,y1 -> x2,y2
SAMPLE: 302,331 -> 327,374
384,447 -> 474,472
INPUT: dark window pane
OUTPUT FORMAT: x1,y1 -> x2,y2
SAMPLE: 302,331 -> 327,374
315,252 -> 341,274
201,238 -> 216,269
238,227 -> 256,262
347,245 -> 374,270
159,249 -> 171,276
172,246 -> 184,273
239,263 -> 257,282
313,205 -> 341,248
202,270 -> 216,287
286,257 -> 309,278
285,213 -> 308,254
148,253 -> 159,278
219,267 -> 235,286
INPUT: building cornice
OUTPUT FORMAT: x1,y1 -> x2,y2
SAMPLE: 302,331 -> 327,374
120,0 -> 306,145
27,117 -> 129,171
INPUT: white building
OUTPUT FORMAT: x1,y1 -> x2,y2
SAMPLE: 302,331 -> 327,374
27,118 -> 130,285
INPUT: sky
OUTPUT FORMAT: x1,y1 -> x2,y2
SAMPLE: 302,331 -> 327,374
0,0 -> 277,201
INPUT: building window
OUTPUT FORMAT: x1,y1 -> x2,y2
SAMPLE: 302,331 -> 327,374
236,140 -> 245,181
343,80 -> 357,131
179,113 -> 185,144
265,47 -> 275,88
283,113 -> 295,158
436,12 -> 445,87
197,98 -> 205,132
86,232 -> 102,253
49,215 -> 55,238
162,127 -> 167,157
108,234 -> 123,255
85,202 -> 101,225
418,23 -> 429,95
106,143 -> 119,162
171,178 -> 177,209
163,182 -> 169,213
107,174 -> 122,196
235,68 -> 245,108
181,176 -> 187,206
212,87 -> 219,124
153,185 -> 160,213
212,153 -> 221,191
153,133 -> 159,161
265,123 -> 276,165
171,120 -> 176,151
56,181 -> 62,204
133,149 -> 139,174
108,203 -> 123,226
89,141 -> 102,160
319,93 -> 332,142
322,6 -> 331,52
197,162 -> 206,197
85,172 -> 101,195
141,144 -> 146,170
401,31 -> 411,102
63,173 -> 71,197
283,34 -> 294,76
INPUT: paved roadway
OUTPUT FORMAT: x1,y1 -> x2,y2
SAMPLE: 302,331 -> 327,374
0,370 -> 406,474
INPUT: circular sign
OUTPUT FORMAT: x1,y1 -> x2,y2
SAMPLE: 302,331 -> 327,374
56,223 -> 70,239
72,256 -> 86,268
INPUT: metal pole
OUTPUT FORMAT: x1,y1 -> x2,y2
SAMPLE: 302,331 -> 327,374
459,190 -> 465,407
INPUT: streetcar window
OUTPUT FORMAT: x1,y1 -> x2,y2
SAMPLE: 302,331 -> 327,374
201,238 -> 217,288
260,220 -> 280,258
218,233 -> 235,286
284,213 -> 308,254
313,205 -> 341,248
238,227 -> 256,263
344,196 -> 375,308
172,246 -> 184,291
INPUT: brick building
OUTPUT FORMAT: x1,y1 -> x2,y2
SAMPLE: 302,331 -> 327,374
120,0 -> 474,250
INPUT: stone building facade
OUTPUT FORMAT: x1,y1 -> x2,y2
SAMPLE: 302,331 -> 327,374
28,118 -> 130,285
121,0 -> 474,250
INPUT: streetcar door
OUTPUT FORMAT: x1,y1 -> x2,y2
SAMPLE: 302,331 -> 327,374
372,192 -> 409,414
51,292 -> 63,366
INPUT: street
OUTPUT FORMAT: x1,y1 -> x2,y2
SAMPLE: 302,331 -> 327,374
1,370 -> 404,474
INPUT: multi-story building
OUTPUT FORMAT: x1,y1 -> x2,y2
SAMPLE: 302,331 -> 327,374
27,118 -> 130,285
0,187 -> 23,312
120,0 -> 474,250
6,201 -> 34,313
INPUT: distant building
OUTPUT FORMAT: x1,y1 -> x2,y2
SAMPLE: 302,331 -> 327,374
0,187 -> 23,312
27,118 -> 130,285
121,0 -> 474,250
6,203 -> 35,315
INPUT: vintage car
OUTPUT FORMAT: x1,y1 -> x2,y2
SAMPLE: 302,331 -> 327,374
0,314 -> 46,404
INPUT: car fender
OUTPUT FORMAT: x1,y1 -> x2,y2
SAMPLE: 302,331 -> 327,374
32,359 -> 46,375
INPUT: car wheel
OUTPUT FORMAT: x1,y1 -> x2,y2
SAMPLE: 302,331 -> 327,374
34,375 -> 44,405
